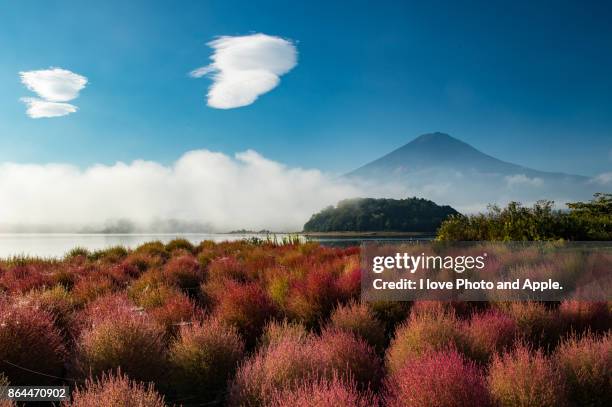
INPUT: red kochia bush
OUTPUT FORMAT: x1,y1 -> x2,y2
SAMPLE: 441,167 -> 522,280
229,336 -> 320,406
25,285 -> 78,340
259,319 -> 309,348
559,300 -> 611,334
0,263 -> 52,293
75,301 -> 167,383
328,301 -> 386,352
65,371 -> 167,407
0,299 -> 65,385
386,311 -> 467,373
270,376 -> 380,407
555,332 -> 611,407
214,281 -> 277,344
149,291 -> 202,336
488,344 -> 565,407
162,254 -> 202,293
169,318 -> 245,403
385,349 -> 491,407
285,266 -> 341,327
229,329 -> 383,406
313,329 -> 384,390
464,310 -> 518,363
498,301 -> 561,349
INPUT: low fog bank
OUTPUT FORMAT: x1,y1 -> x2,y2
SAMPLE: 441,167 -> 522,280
0,149 -> 605,233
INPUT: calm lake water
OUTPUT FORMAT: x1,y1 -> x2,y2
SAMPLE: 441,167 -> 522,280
0,233 -> 433,258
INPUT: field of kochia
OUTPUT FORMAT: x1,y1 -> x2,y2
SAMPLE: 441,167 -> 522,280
0,239 -> 610,406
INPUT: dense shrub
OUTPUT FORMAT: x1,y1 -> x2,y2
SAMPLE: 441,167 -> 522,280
0,239 -> 610,407
269,376 -> 380,407
0,300 -> 66,385
214,281 -> 277,344
464,310 -> 518,363
555,332 -> 611,406
148,290 -> 202,335
559,300 -> 611,335
230,328 -> 382,405
328,301 -> 386,352
208,256 -> 246,282
65,371 -> 167,407
385,349 -> 491,407
368,301 -> 410,336
437,194 -> 612,241
0,261 -> 53,293
76,292 -> 135,328
165,238 -> 195,254
228,336 -> 320,406
386,312 -> 467,373
489,344 -> 566,407
259,319 -> 309,348
499,301 -> 561,349
169,318 -> 245,403
314,328 -> 384,390
25,285 -> 78,339
75,302 -> 167,383
87,246 -> 128,263
0,373 -> 15,407
133,241 -> 169,262
71,274 -> 115,306
162,254 -> 202,293
284,266 -> 341,327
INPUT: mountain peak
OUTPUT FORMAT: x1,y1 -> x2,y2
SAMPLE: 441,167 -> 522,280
349,132 -> 542,178
412,132 -> 454,142
407,132 -> 468,148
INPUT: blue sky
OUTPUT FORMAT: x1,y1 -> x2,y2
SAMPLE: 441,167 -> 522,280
1,0 -> 611,175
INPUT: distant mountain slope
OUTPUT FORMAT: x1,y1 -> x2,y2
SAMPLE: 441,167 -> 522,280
346,132 -> 598,212
348,132 -> 586,181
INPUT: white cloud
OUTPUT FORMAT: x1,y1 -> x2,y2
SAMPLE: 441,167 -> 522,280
20,98 -> 78,118
0,150 -> 362,232
19,68 -> 87,118
504,174 -> 544,187
590,172 -> 612,185
190,33 -> 297,109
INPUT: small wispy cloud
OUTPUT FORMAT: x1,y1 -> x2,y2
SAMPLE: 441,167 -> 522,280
504,174 -> 544,187
590,172 -> 612,185
19,68 -> 88,118
190,33 -> 297,109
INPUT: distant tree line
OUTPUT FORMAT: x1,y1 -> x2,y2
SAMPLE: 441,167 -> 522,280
436,193 -> 611,241
303,197 -> 459,233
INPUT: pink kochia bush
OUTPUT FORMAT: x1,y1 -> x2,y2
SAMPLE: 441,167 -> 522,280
386,311 -> 467,373
385,349 -> 491,407
162,254 -> 202,293
555,332 -> 611,407
269,375 -> 380,407
328,301 -> 386,352
148,290 -> 202,336
559,300 -> 611,334
168,318 -> 245,403
0,299 -> 65,385
488,344 -> 566,407
214,280 -> 277,344
75,294 -> 167,384
229,335 -> 320,406
228,329 -> 383,406
65,371 -> 167,407
315,329 -> 384,390
464,309 -> 518,363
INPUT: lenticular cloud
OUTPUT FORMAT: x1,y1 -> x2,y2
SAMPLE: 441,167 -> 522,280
190,33 -> 297,109
19,68 -> 88,118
